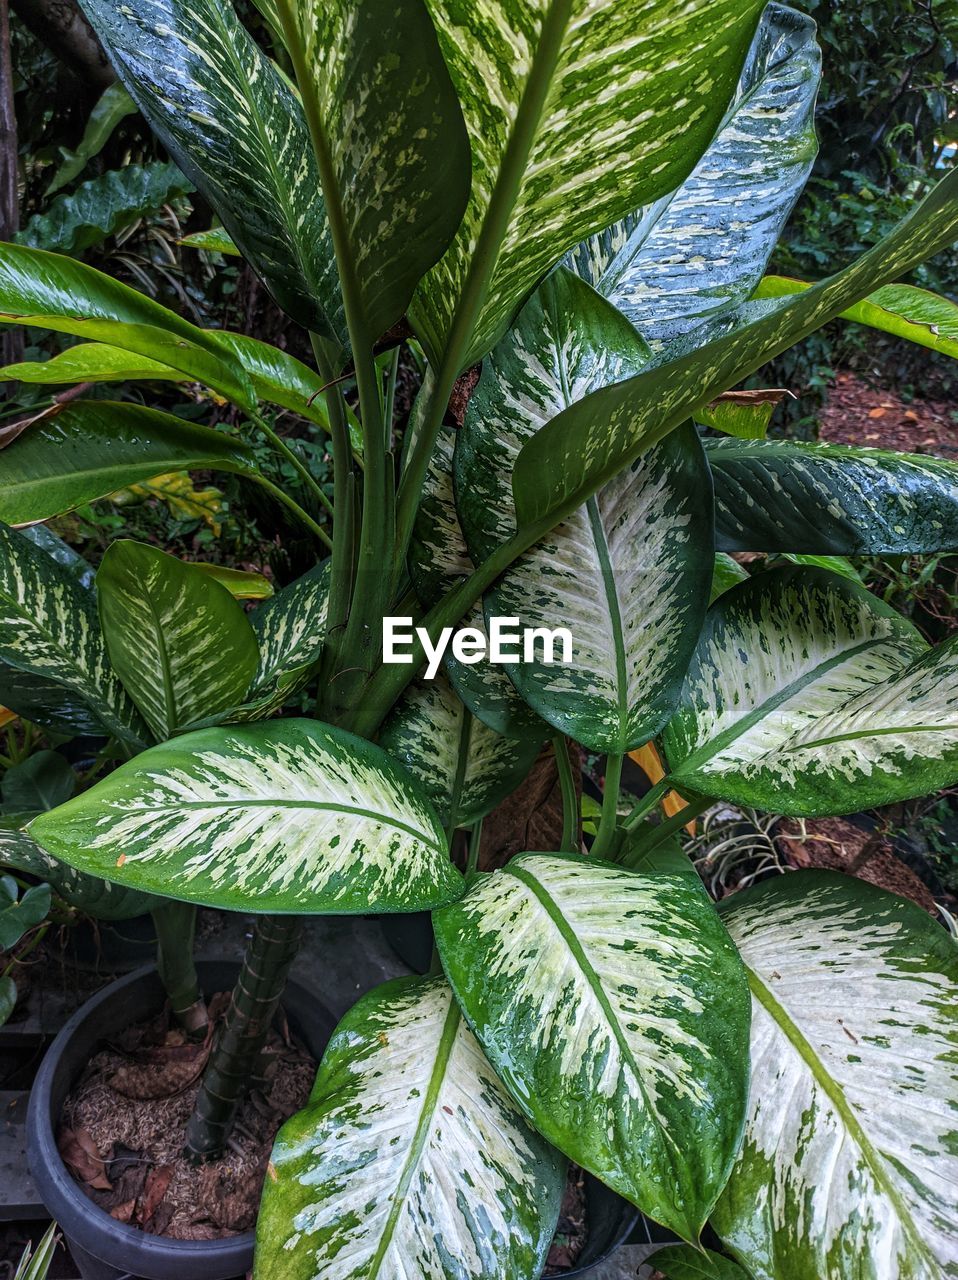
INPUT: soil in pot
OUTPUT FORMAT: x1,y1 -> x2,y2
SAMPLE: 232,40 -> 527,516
57,991 -> 316,1241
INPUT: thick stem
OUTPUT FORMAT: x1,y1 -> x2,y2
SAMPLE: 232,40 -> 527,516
552,734 -> 579,853
619,797 -> 711,869
620,777 -> 671,832
152,902 -> 207,1039
590,753 -> 623,861
185,915 -> 302,1161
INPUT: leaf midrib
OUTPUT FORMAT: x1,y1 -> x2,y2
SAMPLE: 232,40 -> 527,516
746,966 -> 936,1270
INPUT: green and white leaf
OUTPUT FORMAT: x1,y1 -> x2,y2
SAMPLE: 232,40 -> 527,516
78,0 -> 344,347
255,975 -> 564,1280
0,523 -> 149,748
568,2 -> 819,348
434,852 -> 751,1240
457,269 -> 712,752
97,540 -> 259,740
662,565 -> 958,815
379,672 -> 542,828
0,401 -> 254,527
30,719 -> 460,914
707,438 -> 958,554
0,665 -> 104,738
715,871 -> 958,1280
412,0 -> 766,367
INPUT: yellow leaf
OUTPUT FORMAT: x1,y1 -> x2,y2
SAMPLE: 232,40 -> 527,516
0,707 -> 18,730
110,471 -> 224,535
628,742 -> 696,835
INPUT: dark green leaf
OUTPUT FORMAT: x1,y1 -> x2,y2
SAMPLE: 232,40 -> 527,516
0,879 -> 51,950
0,975 -> 15,1026
652,1245 -> 750,1279
45,83 -> 137,196
1,751 -> 76,812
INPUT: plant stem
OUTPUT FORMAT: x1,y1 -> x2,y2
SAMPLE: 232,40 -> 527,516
383,346 -> 400,449
152,902 -> 207,1039
248,472 -> 332,551
185,914 -> 302,1161
590,753 -> 623,861
619,796 -> 712,869
445,709 -> 473,852
466,817 -> 483,876
621,777 -> 671,832
552,734 -> 579,853
248,409 -> 334,518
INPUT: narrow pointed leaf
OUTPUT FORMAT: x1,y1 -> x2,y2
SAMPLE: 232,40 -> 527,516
30,719 -> 460,913
0,401 -> 254,526
97,541 -> 258,740
0,523 -> 149,747
289,0 -> 470,341
707,438 -> 958,554
662,566 -> 958,815
0,243 -> 254,405
434,852 -> 751,1241
190,564 -> 273,601
458,270 -> 712,752
256,975 -> 564,1280
412,0 -> 766,367
178,227 -> 239,256
512,168 -> 958,531
0,343 -> 186,384
715,871 -> 958,1280
379,673 -> 542,828
78,0 -> 344,346
568,2 -> 819,347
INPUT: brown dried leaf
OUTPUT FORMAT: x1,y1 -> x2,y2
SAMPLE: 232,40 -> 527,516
137,1165 -> 174,1226
59,1127 -> 112,1190
110,1199 -> 136,1222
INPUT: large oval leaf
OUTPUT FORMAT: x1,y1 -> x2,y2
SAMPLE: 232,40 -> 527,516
661,566 -> 958,816
457,269 -> 712,752
0,401 -> 254,526
707,437 -> 958,554
379,672 -> 542,828
0,522 -> 148,747
715,871 -> 958,1280
255,975 -> 564,1280
567,2 -> 819,347
434,852 -> 751,1241
412,0 -> 766,367
97,540 -> 259,740
30,719 -> 461,914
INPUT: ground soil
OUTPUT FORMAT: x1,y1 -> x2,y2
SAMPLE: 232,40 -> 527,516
818,371 -> 958,457
58,994 -> 315,1240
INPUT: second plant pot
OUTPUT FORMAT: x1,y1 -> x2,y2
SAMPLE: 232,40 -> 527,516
26,960 -> 335,1280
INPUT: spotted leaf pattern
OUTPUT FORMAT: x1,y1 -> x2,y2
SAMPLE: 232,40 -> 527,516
662,565 -> 958,815
434,853 -> 751,1241
30,719 -> 460,914
255,975 -> 564,1280
715,871 -> 958,1280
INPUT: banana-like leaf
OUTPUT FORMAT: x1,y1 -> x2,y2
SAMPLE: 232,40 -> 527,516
0,244 -> 254,406
190,564 -> 273,601
412,0 -> 766,368
0,819 -> 157,920
97,540 -> 259,740
715,871 -> 958,1280
178,227 -> 239,255
17,161 -> 193,255
379,672 -> 542,828
511,167 -> 958,531
707,438 -> 958,554
79,0 -> 344,348
652,1246 -> 750,1280
456,270 -> 712,752
235,561 -> 330,719
756,276 -> 958,360
0,401 -> 254,526
0,523 -> 149,747
286,0 -> 470,342
0,343 -> 185,384
567,3 -> 819,348
255,975 -> 564,1280
410,424 -> 543,738
434,852 -> 751,1241
661,565 -> 958,816
30,719 -> 460,913
46,82 -> 137,196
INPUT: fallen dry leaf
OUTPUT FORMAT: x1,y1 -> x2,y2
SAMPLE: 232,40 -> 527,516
110,1199 -> 136,1223
868,407 -> 886,418
59,1127 -> 112,1191
628,743 -> 696,835
137,1164 -> 174,1226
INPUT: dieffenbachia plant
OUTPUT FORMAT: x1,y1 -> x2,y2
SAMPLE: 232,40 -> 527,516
3,0 -> 957,1275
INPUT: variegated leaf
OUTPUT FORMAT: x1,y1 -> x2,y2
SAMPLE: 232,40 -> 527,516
511,167 -> 958,531
410,425 -> 543,738
567,3 -> 819,349
0,523 -> 149,748
379,672 -> 542,828
97,540 -> 259,740
715,871 -> 958,1280
661,565 -> 958,816
706,438 -> 958,554
30,719 -> 460,914
412,0 -> 766,368
255,975 -> 564,1280
287,0 -> 470,342
457,269 -> 712,752
79,0 -> 344,347
434,852 -> 751,1240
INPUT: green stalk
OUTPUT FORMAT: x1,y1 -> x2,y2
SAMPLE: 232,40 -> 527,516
466,817 -> 484,876
552,734 -> 579,853
590,753 -> 623,861
152,901 -> 207,1039
185,915 -> 302,1161
620,777 -> 671,832
619,796 -> 712,868
445,709 -> 473,852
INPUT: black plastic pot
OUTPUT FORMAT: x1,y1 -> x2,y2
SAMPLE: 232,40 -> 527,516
562,1175 -> 639,1276
27,961 -> 335,1280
